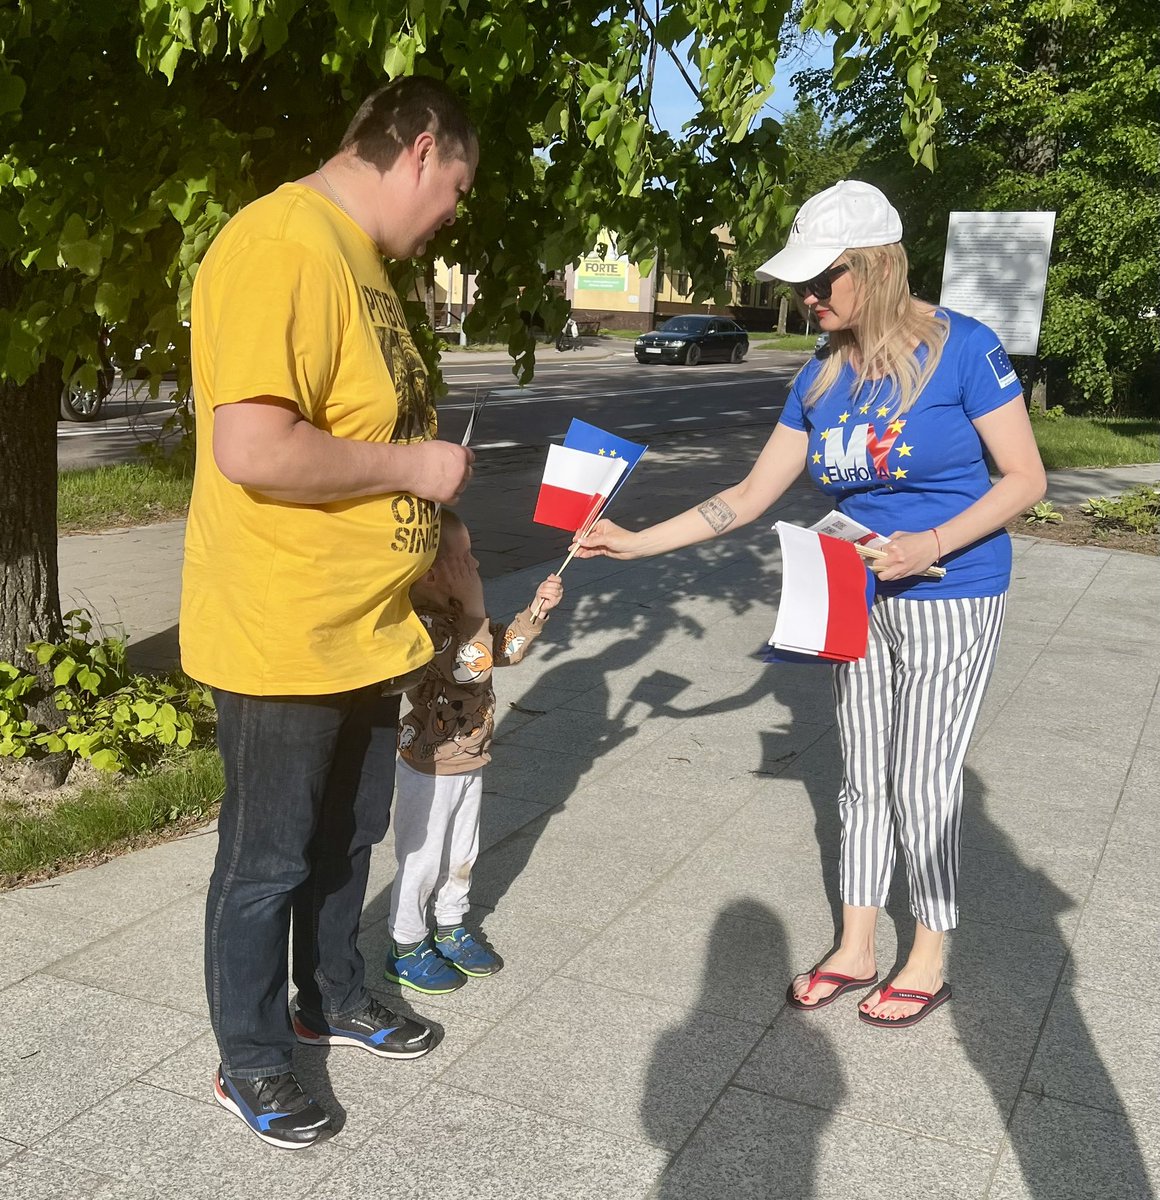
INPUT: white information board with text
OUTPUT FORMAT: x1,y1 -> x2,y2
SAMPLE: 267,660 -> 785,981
939,211 -> 1055,355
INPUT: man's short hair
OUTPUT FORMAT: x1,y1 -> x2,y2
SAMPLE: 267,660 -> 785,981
340,76 -> 476,170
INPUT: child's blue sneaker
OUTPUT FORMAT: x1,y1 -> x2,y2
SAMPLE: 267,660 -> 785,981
385,935 -> 466,995
434,926 -> 504,977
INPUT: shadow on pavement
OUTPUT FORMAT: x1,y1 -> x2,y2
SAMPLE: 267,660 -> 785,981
644,900 -> 844,1198
126,622 -> 180,673
951,768 -> 1154,1199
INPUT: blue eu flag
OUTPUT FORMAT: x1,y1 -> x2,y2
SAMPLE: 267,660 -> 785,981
562,419 -> 647,509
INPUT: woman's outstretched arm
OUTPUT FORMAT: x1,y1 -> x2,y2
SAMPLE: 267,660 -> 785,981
575,423 -> 809,560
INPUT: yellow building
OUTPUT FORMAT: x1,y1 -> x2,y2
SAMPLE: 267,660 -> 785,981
428,228 -> 786,335
568,228 -> 782,333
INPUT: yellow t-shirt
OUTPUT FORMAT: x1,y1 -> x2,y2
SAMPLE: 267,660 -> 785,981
180,183 -> 439,695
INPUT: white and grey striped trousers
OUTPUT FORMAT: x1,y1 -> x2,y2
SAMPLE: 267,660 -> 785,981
833,592 -> 1006,932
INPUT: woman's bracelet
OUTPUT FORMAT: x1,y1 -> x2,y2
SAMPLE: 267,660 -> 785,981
930,526 -> 942,561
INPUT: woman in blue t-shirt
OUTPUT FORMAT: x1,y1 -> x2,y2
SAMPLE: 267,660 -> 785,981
575,180 -> 1047,1028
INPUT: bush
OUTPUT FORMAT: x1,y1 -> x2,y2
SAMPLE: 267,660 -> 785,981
0,611 -> 214,772
1080,484 -> 1160,536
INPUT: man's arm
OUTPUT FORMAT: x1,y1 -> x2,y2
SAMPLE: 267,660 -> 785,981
212,397 -> 473,505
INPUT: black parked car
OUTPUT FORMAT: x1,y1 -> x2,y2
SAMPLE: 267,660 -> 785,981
634,315 -> 749,365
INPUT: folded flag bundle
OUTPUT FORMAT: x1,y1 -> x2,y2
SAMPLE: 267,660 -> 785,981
530,421 -> 648,618
533,420 -> 647,534
533,445 -> 628,532
767,521 -> 871,663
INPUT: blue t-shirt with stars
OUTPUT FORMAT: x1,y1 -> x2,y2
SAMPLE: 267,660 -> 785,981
779,310 -> 1024,599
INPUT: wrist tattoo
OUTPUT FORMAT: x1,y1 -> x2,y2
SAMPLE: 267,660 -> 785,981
698,496 -> 737,533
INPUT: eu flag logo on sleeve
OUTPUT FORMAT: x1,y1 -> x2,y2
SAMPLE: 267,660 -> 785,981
986,345 -> 1018,388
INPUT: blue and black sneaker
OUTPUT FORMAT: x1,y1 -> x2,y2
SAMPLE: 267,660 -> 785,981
293,995 -> 434,1059
385,935 -> 467,995
213,1065 -> 332,1150
434,926 -> 504,977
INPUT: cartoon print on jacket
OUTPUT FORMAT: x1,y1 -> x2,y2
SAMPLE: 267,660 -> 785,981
502,630 -> 527,659
398,723 -> 419,756
452,640 -> 493,683
431,687 -> 492,743
419,612 -> 453,655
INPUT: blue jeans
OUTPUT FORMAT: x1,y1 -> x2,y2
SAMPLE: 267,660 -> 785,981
206,685 -> 400,1078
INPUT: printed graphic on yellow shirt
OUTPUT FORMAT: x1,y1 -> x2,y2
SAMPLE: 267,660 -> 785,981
360,282 -> 439,557
360,283 -> 437,445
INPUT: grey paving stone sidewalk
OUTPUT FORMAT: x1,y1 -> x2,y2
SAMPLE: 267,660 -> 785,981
7,442 -> 1158,1199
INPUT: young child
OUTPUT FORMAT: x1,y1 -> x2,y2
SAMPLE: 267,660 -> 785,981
386,510 -> 563,994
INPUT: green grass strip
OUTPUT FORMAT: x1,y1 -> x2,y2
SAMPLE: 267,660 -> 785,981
1031,415 -> 1159,470
0,748 -> 223,886
751,334 -> 818,351
59,462 -> 193,533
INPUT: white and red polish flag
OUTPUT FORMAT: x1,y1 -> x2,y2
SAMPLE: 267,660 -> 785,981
768,521 -> 870,663
533,444 -> 629,533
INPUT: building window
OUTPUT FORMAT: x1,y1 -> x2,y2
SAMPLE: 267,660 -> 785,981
739,280 -> 753,306
676,272 -> 690,297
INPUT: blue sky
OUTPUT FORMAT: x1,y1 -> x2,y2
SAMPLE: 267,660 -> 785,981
648,33 -> 833,136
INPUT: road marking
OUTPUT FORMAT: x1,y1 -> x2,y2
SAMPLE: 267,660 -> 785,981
442,376 -> 774,409
57,423 -> 170,439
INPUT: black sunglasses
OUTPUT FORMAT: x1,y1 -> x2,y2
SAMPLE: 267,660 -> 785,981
792,263 -> 850,301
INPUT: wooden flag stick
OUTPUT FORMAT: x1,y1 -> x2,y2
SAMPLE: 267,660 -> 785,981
852,542 -> 946,580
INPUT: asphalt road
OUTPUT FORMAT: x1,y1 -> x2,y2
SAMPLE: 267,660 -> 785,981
55,347 -> 808,473
56,378 -> 186,471
437,347 -> 802,452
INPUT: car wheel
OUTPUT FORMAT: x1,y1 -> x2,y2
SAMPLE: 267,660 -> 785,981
60,371 -> 111,422
684,343 -> 702,366
730,342 -> 746,364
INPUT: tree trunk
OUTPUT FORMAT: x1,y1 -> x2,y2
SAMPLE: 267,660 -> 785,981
777,295 -> 788,335
1012,20 -> 1061,175
1,267 -> 70,784
0,380 -> 62,664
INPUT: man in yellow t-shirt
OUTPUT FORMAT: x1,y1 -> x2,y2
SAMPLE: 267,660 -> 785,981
182,76 -> 477,1151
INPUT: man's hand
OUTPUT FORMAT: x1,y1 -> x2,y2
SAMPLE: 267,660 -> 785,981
532,574 -> 564,615
405,441 -> 474,506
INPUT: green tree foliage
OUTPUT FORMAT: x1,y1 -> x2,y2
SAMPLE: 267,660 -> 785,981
731,98 -> 866,333
780,100 -> 866,208
1,0 -> 947,663
796,0 -> 1160,409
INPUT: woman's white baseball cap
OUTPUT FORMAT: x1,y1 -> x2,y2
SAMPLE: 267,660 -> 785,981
755,180 -> 903,282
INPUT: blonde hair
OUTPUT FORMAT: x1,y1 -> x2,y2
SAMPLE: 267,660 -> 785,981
802,243 -> 949,415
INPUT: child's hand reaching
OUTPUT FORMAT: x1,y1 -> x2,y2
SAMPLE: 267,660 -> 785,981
533,574 -> 564,617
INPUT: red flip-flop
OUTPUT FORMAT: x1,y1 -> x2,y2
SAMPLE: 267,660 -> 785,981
787,965 -> 879,1011
858,981 -> 952,1028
